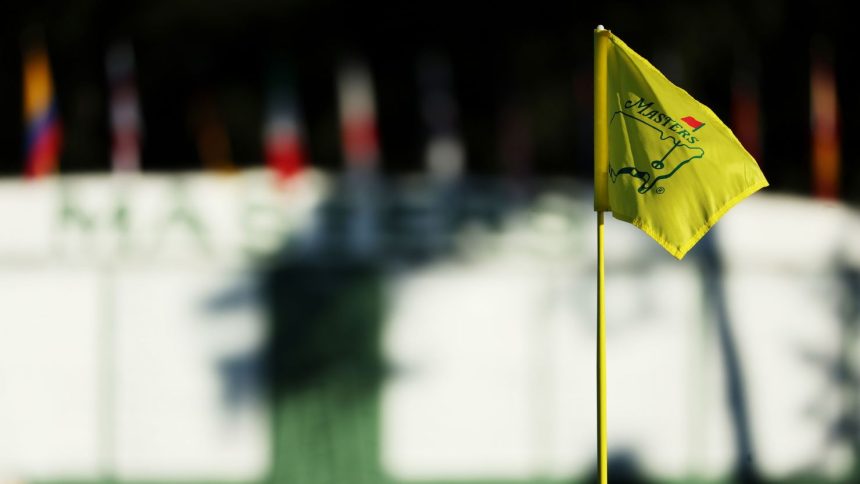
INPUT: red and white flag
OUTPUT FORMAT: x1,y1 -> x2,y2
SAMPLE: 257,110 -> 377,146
106,42 -> 142,173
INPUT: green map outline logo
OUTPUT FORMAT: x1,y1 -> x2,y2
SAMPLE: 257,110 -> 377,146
609,97 -> 705,194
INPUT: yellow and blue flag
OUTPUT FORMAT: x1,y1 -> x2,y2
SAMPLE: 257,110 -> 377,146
23,42 -> 62,178
595,30 -> 768,259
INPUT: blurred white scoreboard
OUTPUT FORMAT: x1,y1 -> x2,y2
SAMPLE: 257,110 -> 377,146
1,172 -> 859,482
0,171 -> 324,481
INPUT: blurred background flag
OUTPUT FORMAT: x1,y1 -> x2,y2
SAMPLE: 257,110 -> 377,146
264,64 -> 307,182
191,93 -> 235,173
106,41 -> 142,174
22,37 -> 62,179
418,53 -> 464,181
599,30 -> 769,259
810,41 -> 840,199
337,58 -> 380,172
731,68 -> 762,162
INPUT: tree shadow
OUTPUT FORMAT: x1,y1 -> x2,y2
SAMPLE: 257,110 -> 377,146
694,233 -> 760,483
793,266 -> 860,479
256,176 -> 519,483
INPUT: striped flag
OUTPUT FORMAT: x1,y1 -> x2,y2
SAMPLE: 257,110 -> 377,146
107,42 -> 142,173
337,59 -> 380,170
23,41 -> 62,178
264,66 -> 307,181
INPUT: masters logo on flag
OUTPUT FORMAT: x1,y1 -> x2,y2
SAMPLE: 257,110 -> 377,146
597,31 -> 768,259
609,95 -> 706,195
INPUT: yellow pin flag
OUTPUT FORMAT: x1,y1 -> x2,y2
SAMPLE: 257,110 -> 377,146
592,26 -> 769,484
597,30 -> 768,259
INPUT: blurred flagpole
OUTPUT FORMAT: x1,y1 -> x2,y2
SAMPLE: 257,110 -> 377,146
103,42 -> 143,482
337,57 -> 381,257
593,24 -> 610,484
418,52 -> 463,254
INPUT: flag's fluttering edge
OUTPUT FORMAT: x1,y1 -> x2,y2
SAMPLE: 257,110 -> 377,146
595,31 -> 768,259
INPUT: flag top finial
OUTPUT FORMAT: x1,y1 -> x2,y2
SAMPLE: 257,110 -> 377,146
596,25 -> 605,30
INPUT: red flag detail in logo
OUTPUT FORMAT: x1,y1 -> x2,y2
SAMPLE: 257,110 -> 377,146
680,116 -> 704,130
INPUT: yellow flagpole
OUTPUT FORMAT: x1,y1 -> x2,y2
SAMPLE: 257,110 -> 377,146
594,24 -> 610,484
594,26 -> 610,213
597,210 -> 607,484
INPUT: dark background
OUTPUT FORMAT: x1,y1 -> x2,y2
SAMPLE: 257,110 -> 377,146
0,0 -> 854,202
